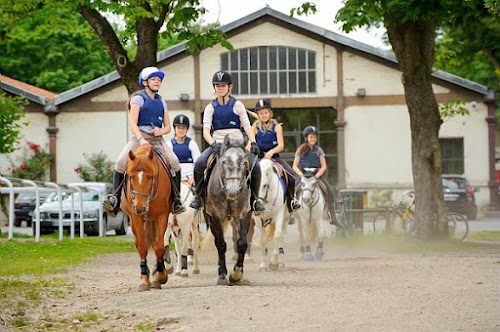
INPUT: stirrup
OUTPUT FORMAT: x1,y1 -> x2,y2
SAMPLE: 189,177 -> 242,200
252,199 -> 265,214
172,201 -> 186,215
290,200 -> 301,212
189,196 -> 203,210
102,195 -> 119,217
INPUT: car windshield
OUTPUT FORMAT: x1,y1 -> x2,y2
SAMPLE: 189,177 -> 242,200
45,192 -> 70,202
65,191 -> 101,202
16,192 -> 50,201
442,177 -> 467,190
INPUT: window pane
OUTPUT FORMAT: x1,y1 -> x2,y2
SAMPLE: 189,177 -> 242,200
270,72 -> 277,94
269,47 -> 277,70
289,72 -> 297,93
440,138 -> 464,174
279,72 -> 287,94
308,71 -> 316,92
250,48 -> 258,70
288,48 -> 297,69
299,71 -> 307,93
308,51 -> 316,69
240,72 -> 249,94
298,49 -> 306,69
250,72 -> 258,94
230,51 -> 238,70
259,72 -> 268,94
231,72 -> 239,95
259,47 -> 268,70
240,49 -> 248,70
221,53 -> 228,71
279,47 -> 287,70
319,133 -> 337,155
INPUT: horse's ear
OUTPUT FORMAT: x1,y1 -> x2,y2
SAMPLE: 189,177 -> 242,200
223,134 -> 231,147
148,148 -> 154,160
129,150 -> 136,160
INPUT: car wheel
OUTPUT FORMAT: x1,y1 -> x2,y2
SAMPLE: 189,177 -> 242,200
115,214 -> 129,236
14,219 -> 21,227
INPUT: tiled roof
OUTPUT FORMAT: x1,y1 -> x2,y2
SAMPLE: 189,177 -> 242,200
0,74 -> 57,105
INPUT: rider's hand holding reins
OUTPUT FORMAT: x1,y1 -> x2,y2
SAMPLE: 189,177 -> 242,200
139,137 -> 151,147
250,142 -> 260,155
263,151 -> 274,159
211,142 -> 222,154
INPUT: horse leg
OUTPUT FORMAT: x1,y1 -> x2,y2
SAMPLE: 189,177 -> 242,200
191,224 -> 201,274
132,217 -> 151,291
208,214 -> 227,285
315,208 -> 326,261
231,219 -> 238,262
163,227 -> 174,274
178,215 -> 192,277
254,215 -> 268,271
271,210 -> 285,270
172,228 -> 183,276
245,217 -> 255,263
151,215 -> 169,289
229,212 -> 250,284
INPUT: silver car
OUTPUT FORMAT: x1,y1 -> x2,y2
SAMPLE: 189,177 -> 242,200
36,182 -> 128,236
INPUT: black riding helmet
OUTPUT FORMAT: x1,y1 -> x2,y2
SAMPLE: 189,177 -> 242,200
255,99 -> 272,112
302,126 -> 318,137
173,114 -> 190,128
212,71 -> 232,85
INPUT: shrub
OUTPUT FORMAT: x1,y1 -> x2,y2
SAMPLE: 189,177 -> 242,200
75,151 -> 114,183
8,141 -> 52,181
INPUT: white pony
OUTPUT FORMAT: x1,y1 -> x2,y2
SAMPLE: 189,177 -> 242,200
296,168 -> 328,260
253,158 -> 289,271
164,181 -> 202,277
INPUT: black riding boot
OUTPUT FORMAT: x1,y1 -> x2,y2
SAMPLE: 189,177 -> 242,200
103,171 -> 125,217
328,200 -> 342,228
285,176 -> 301,213
250,174 -> 265,214
171,171 -> 185,215
189,170 -> 205,210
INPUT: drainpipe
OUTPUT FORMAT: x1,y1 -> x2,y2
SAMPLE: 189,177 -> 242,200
45,102 -> 59,182
484,90 -> 499,210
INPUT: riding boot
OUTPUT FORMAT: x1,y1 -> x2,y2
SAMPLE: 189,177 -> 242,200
328,201 -> 343,228
171,171 -> 186,215
189,170 -> 205,210
103,171 -> 125,218
285,176 -> 301,213
250,175 -> 265,214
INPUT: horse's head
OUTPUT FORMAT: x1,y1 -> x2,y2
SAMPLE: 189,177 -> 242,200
258,158 -> 275,201
126,146 -> 158,215
300,168 -> 319,205
219,136 -> 249,200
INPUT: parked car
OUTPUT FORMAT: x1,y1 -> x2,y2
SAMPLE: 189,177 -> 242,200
14,192 -> 51,227
442,174 -> 478,220
35,182 -> 128,236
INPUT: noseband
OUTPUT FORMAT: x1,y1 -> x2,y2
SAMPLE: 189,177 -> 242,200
129,166 -> 160,210
302,179 -> 320,208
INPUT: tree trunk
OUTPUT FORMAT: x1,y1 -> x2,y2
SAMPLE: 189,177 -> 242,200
387,19 -> 448,239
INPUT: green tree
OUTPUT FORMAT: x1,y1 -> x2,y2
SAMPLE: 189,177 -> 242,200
0,3 -> 114,93
294,0 -> 492,239
0,91 -> 28,154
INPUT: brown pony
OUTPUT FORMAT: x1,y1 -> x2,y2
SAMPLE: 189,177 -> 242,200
120,145 -> 172,291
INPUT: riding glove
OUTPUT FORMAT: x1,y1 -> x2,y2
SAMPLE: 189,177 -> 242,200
250,142 -> 260,156
211,142 -> 222,154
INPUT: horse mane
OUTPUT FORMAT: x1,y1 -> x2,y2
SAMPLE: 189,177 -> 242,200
127,146 -> 157,173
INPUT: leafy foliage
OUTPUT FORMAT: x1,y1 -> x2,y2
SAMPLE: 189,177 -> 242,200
75,151 -> 114,183
8,141 -> 51,181
439,98 -> 470,121
0,2 -> 114,93
0,91 -> 28,154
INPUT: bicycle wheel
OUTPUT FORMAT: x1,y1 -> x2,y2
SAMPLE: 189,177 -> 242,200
372,210 -> 388,234
447,212 -> 469,241
389,207 -> 414,236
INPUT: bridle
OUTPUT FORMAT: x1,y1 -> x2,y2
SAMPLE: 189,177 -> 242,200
302,178 -> 320,209
217,148 -> 256,197
129,165 -> 160,211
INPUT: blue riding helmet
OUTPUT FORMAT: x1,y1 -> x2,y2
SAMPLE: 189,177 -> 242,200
138,66 -> 165,87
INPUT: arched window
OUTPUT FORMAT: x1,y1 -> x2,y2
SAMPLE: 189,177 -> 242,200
220,46 -> 316,95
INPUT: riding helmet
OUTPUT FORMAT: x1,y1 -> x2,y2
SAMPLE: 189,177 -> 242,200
255,99 -> 272,112
302,126 -> 318,137
173,114 -> 190,128
138,66 -> 165,87
212,71 -> 232,85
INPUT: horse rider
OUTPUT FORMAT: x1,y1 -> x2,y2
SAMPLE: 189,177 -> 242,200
189,71 -> 265,213
252,99 -> 301,213
166,114 -> 201,186
103,66 -> 185,216
293,126 -> 340,225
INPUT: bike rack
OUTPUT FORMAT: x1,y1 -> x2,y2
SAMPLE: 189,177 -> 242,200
67,185 -> 85,239
0,177 -> 15,240
44,182 -> 64,241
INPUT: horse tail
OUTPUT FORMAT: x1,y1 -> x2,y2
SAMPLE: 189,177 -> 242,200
144,218 -> 156,249
264,222 -> 275,247
197,217 -> 232,264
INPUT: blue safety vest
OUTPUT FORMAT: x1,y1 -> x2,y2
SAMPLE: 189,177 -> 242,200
256,122 -> 278,151
211,97 -> 240,131
299,145 -> 321,170
171,137 -> 193,163
136,91 -> 164,128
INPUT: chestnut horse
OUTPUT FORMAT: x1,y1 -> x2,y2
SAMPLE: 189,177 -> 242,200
120,145 -> 171,291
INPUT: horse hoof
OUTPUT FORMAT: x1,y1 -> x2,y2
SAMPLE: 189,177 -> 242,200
217,276 -> 228,286
244,254 -> 254,263
180,270 -> 189,278
192,268 -> 200,274
150,281 -> 161,289
315,251 -> 325,261
279,263 -> 285,269
166,265 -> 174,274
304,253 -> 314,261
229,267 -> 243,284
259,266 -> 268,272
138,284 -> 150,292
269,263 -> 279,271
175,271 -> 181,276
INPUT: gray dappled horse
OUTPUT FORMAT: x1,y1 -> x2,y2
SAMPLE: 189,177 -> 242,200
203,135 -> 252,285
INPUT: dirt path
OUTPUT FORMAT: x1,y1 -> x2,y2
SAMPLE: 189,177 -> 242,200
31,234 -> 500,331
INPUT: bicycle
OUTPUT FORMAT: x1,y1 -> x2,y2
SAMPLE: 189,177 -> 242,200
335,196 -> 356,237
446,211 -> 469,241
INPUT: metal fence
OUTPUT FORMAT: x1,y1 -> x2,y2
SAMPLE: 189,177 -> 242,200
0,176 -> 105,242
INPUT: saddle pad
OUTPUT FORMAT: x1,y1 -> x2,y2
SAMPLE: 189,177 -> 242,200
153,150 -> 174,176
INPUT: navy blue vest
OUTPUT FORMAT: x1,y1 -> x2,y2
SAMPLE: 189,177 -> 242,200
256,122 -> 278,151
299,145 -> 321,170
211,97 -> 240,131
171,137 -> 193,163
137,91 -> 164,128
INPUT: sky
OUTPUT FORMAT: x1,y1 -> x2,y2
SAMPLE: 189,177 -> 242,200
199,0 -> 390,50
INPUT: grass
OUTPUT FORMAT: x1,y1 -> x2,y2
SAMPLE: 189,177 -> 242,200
467,231 -> 500,242
327,233 -> 480,253
136,321 -> 156,331
0,235 -> 135,329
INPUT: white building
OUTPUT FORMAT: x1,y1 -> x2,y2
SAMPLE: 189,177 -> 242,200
1,7 -> 496,212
